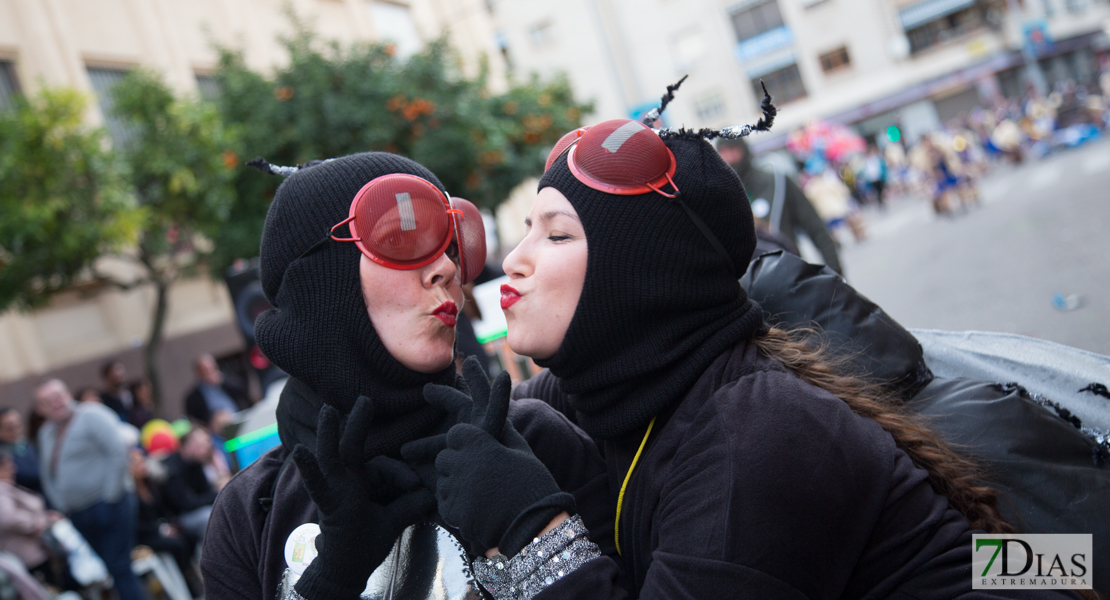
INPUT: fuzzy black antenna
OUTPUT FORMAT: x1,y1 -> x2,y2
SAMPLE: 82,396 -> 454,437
657,80 -> 777,141
640,75 -> 689,126
246,157 -> 333,177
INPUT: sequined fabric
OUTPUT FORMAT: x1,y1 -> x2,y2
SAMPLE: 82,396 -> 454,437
472,515 -> 600,600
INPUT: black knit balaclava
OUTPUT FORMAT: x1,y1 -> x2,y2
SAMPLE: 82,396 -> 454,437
255,152 -> 456,457
537,137 -> 766,439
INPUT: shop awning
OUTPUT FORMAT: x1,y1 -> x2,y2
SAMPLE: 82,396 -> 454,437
899,0 -> 977,30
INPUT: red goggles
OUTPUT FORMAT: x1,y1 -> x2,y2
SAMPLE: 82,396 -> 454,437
545,119 -> 680,198
328,173 -> 486,284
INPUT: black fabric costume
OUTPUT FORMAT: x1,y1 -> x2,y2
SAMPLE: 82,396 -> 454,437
513,137 -> 1076,599
201,152 -> 613,600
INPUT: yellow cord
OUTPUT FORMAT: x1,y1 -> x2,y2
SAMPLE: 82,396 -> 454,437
614,416 -> 656,556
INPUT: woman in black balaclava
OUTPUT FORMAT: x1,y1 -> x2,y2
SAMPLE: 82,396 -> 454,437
200,152 -> 610,600
410,119 -> 1085,600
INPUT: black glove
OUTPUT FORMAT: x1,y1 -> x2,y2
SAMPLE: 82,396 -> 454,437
402,357 -> 575,557
292,397 -> 434,600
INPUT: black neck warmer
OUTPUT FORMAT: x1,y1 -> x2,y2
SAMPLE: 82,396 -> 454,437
254,152 -> 457,458
537,137 -> 766,439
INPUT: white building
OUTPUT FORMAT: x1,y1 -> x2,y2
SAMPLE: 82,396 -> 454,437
490,0 -> 1110,149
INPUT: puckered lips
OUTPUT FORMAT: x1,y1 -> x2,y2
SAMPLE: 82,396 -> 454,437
500,284 -> 522,310
432,301 -> 458,327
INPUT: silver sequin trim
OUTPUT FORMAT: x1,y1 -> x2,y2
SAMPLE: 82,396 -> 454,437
471,515 -> 601,600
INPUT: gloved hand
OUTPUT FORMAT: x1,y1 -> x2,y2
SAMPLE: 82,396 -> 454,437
292,396 -> 434,600
402,357 -> 575,557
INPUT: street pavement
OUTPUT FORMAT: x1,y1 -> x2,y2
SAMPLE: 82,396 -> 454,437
834,137 -> 1110,356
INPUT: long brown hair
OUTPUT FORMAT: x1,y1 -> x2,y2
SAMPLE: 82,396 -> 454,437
751,325 -> 1015,534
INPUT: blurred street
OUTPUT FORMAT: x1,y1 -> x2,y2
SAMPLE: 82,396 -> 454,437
841,138 -> 1110,355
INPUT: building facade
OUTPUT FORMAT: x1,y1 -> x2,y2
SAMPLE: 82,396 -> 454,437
490,0 -> 1110,149
0,0 -> 505,416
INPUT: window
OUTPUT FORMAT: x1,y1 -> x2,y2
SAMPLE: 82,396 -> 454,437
370,1 -> 423,58
900,0 -> 986,54
694,92 -> 725,120
0,60 -> 20,111
730,0 -> 784,43
1064,0 -> 1086,12
752,62 -> 805,104
86,66 -> 133,145
528,20 -> 555,50
818,46 -> 851,73
195,73 -> 221,99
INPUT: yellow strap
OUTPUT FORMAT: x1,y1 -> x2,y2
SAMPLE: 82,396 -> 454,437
614,416 -> 656,556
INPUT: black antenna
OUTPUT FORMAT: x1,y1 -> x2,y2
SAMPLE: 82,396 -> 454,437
640,75 -> 689,126
657,81 -> 776,140
246,157 -> 333,177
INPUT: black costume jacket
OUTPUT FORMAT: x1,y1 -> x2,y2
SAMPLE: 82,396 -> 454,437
522,340 -> 1078,600
200,381 -> 613,600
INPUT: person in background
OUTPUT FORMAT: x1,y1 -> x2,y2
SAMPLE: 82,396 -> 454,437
716,137 -> 843,275
0,408 -> 41,494
127,380 -> 155,429
183,354 -> 249,430
99,360 -> 133,422
161,427 -> 225,542
129,449 -> 202,597
861,144 -> 887,208
74,387 -> 102,404
0,446 -> 62,575
34,379 -> 147,600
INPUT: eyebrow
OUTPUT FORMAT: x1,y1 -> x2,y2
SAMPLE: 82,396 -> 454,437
526,210 -> 580,227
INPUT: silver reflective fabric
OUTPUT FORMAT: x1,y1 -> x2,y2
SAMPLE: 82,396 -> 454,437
282,523 -> 484,600
912,329 -> 1110,430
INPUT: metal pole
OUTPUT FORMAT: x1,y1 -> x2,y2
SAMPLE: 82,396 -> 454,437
1007,0 -> 1049,96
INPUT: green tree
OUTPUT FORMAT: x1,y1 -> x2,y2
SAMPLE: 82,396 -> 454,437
207,23 -> 591,273
0,88 -> 139,309
106,69 -> 238,407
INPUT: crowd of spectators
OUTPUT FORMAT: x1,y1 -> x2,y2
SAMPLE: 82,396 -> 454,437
0,354 -> 248,600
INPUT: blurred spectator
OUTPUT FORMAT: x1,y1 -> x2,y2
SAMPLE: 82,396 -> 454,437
99,360 -> 133,422
0,408 -> 41,494
861,144 -> 887,208
74,387 -> 102,404
0,447 -> 62,574
35,379 -> 148,600
129,450 -> 202,596
183,354 -> 249,430
127,380 -> 154,429
803,166 -> 865,242
161,427 -> 225,542
717,137 -> 843,274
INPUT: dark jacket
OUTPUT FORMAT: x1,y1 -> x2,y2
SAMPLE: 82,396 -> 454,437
200,397 -> 612,600
732,156 -> 843,275
161,453 -> 218,516
526,340 -> 1076,599
184,374 -> 250,426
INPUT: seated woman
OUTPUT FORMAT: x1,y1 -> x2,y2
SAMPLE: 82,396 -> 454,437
201,152 -> 609,600
410,113 -> 1084,599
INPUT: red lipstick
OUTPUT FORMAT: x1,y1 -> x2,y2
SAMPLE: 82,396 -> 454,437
500,284 -> 521,310
432,301 -> 458,327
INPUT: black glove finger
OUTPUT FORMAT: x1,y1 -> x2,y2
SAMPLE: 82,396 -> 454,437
367,456 -> 421,492
461,356 -> 492,422
385,488 -> 436,530
444,422 -> 494,451
422,383 -> 473,419
315,406 -> 343,478
340,395 -> 375,466
479,370 -> 512,437
292,445 -> 330,505
499,422 -> 531,452
434,447 -> 464,478
400,434 -> 447,464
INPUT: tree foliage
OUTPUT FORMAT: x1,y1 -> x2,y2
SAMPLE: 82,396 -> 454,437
106,68 -> 238,406
208,23 -> 591,272
0,88 -> 138,309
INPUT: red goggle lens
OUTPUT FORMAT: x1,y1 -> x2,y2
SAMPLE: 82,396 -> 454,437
549,119 -> 678,197
333,174 -> 486,284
